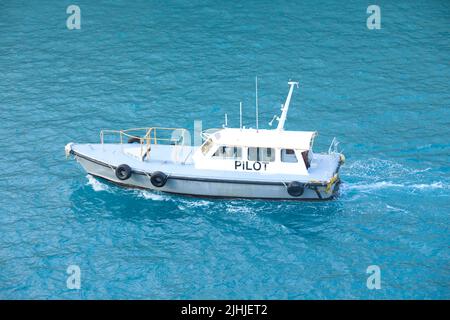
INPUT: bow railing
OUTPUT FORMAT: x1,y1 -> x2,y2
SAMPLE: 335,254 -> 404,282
100,127 -> 189,160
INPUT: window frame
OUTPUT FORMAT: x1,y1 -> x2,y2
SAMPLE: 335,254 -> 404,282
247,147 -> 276,162
211,145 -> 243,160
281,148 -> 299,163
201,138 -> 214,155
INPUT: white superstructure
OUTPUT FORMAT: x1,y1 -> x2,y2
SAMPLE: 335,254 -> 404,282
194,128 -> 316,176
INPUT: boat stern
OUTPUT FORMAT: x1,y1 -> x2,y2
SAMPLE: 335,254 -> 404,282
306,152 -> 344,199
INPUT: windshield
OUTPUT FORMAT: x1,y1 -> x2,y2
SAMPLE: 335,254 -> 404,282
201,138 -> 214,155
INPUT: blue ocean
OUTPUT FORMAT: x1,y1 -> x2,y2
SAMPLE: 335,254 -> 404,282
0,0 -> 449,299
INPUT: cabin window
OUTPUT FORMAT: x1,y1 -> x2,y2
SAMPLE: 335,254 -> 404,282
248,147 -> 275,162
281,149 -> 298,163
212,146 -> 242,159
201,138 -> 214,155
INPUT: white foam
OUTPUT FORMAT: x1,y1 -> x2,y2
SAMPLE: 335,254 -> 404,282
344,181 -> 403,192
86,174 -> 109,192
344,158 -> 430,179
341,158 -> 448,195
137,190 -> 168,201
386,204 -> 408,213
343,181 -> 447,193
411,182 -> 444,190
226,204 -> 254,214
178,199 -> 213,208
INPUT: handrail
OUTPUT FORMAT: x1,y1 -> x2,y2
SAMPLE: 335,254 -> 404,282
100,127 -> 188,160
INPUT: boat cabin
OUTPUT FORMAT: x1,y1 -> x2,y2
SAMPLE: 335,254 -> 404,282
193,128 -> 316,175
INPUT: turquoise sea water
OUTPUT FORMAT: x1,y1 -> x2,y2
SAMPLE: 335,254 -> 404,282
0,0 -> 449,299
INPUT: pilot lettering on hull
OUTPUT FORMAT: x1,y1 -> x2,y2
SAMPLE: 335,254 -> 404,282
235,161 -> 268,171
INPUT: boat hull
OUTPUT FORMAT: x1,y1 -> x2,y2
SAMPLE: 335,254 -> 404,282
73,152 -> 340,200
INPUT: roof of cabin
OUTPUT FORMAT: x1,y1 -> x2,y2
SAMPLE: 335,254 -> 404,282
209,128 -> 317,150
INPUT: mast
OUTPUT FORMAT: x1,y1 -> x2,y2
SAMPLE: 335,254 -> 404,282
239,102 -> 243,130
276,81 -> 299,131
255,76 -> 259,132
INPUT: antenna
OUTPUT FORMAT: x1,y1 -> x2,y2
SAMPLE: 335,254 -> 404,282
223,113 -> 228,128
255,76 -> 259,132
239,102 -> 243,130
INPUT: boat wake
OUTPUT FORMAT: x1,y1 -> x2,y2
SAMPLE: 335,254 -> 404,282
343,158 -> 432,179
341,158 -> 448,195
225,203 -> 255,214
135,190 -> 214,211
86,174 -> 110,192
137,190 -> 170,201
342,181 -> 446,192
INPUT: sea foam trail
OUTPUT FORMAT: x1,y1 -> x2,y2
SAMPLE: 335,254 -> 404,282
341,158 -> 448,194
343,181 -> 446,192
137,190 -> 214,209
137,190 -> 169,201
86,174 -> 110,192
344,158 -> 432,179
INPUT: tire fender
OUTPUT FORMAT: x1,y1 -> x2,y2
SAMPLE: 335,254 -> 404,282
150,171 -> 168,187
287,181 -> 305,197
115,164 -> 132,180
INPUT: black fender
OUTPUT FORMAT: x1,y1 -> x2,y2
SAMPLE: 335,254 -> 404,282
150,171 -> 168,187
115,164 -> 132,180
287,181 -> 305,197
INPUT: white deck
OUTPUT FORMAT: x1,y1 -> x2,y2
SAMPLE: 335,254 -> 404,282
71,143 -> 340,183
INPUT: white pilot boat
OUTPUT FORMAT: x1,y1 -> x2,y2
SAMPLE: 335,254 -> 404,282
65,81 -> 345,200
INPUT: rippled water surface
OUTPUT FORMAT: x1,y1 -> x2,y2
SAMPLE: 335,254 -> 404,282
0,0 -> 449,299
